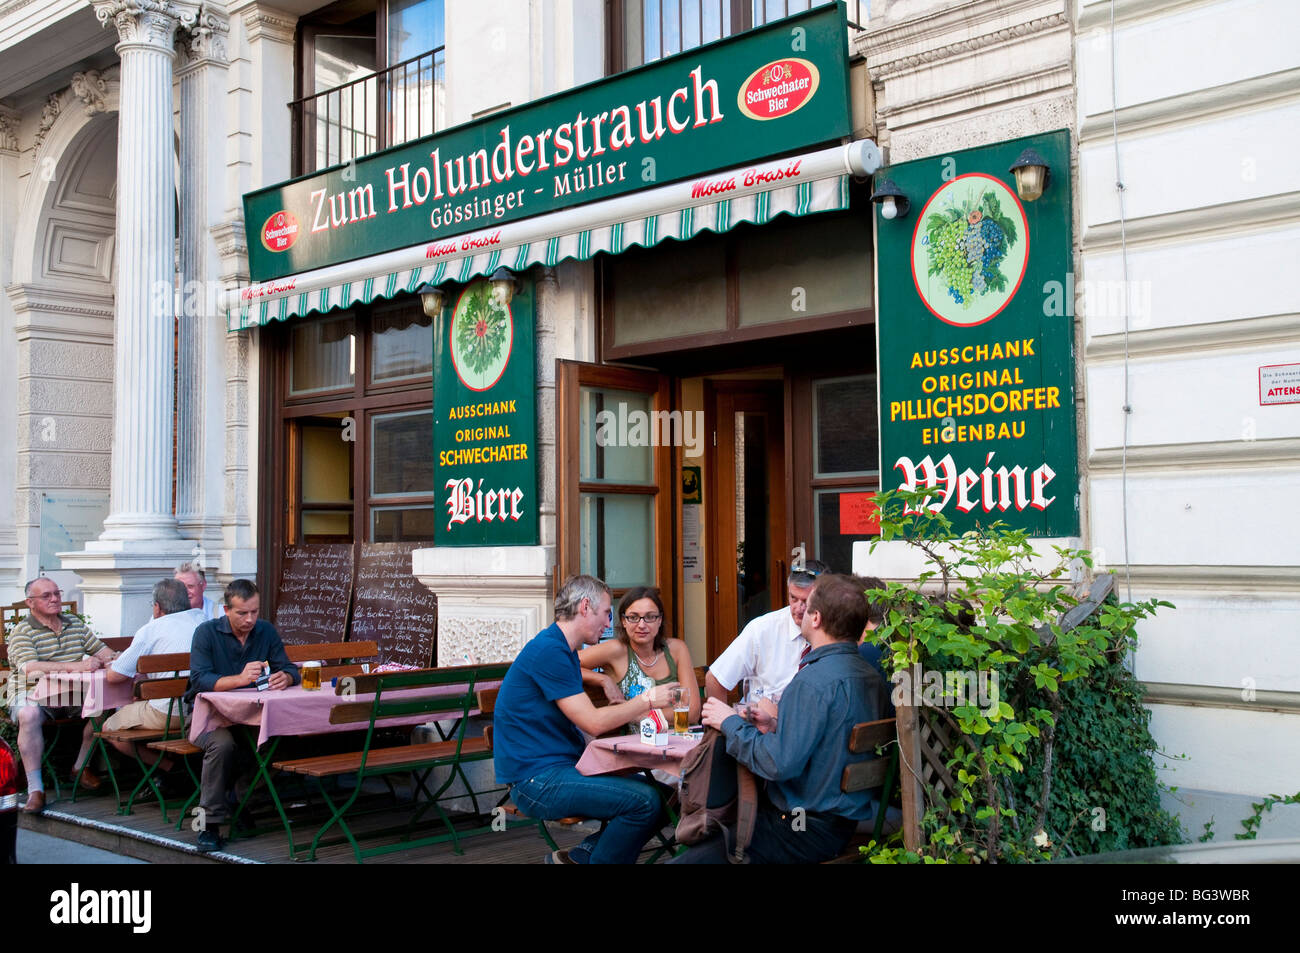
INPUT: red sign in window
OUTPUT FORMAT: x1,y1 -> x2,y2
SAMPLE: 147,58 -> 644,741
839,492 -> 880,536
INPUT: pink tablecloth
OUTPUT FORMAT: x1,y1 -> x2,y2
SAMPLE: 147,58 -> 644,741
28,671 -> 136,718
190,681 -> 501,748
576,734 -> 701,779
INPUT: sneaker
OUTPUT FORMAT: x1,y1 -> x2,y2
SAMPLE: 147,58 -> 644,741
544,848 -> 575,864
196,829 -> 225,854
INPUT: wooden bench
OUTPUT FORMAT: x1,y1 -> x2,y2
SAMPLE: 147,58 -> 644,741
270,663 -> 508,863
285,641 -> 379,680
91,652 -> 195,820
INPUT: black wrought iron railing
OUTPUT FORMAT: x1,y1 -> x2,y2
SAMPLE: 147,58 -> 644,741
290,45 -> 446,176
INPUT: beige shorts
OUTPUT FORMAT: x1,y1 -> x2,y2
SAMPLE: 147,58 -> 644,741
103,700 -> 183,732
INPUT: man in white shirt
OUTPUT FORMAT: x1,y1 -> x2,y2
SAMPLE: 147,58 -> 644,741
705,559 -> 830,701
175,561 -> 223,621
103,578 -> 205,757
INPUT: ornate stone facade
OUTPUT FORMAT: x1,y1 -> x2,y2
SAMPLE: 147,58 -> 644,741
71,71 -> 111,115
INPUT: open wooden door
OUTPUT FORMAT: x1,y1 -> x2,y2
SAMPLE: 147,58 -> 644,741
556,361 -> 675,627
706,381 -> 787,664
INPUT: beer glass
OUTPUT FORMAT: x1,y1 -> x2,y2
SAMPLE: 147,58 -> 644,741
301,661 -> 322,691
672,687 -> 690,735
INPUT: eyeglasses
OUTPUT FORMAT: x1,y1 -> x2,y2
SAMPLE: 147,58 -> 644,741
789,568 -> 823,584
30,589 -> 62,601
622,613 -> 662,626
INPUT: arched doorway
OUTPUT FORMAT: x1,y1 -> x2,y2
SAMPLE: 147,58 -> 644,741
5,109 -> 118,604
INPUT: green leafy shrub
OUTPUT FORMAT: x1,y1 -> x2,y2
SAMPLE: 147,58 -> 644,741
861,488 -> 1180,862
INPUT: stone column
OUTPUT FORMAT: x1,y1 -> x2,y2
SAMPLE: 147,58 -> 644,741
93,0 -> 195,541
174,5 -> 229,555
60,0 -> 203,636
534,267 -> 558,549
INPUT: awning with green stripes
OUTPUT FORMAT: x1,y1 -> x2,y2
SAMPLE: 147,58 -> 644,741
227,144 -> 859,331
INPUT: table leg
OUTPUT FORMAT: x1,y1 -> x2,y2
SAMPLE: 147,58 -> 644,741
228,730 -> 300,859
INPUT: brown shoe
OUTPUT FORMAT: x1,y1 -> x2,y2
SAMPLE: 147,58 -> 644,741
71,769 -> 103,792
23,790 -> 46,814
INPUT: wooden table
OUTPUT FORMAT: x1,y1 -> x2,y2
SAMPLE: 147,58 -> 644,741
189,679 -> 502,857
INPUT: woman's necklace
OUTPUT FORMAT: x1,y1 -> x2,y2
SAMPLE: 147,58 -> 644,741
633,647 -> 662,669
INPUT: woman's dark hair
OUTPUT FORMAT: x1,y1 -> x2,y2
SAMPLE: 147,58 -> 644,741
616,586 -> 667,651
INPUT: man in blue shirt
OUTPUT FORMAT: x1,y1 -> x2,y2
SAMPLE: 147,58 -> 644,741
677,573 -> 889,863
495,574 -> 678,864
187,578 -> 299,852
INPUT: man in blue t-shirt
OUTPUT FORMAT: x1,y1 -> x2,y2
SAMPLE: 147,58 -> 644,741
495,574 -> 679,864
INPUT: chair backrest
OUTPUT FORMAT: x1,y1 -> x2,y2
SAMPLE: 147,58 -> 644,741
136,652 -> 191,676
285,640 -> 379,679
840,718 -> 897,794
134,651 -> 193,735
327,664 -> 510,745
102,636 -> 133,653
2,599 -> 81,666
2,601 -> 25,639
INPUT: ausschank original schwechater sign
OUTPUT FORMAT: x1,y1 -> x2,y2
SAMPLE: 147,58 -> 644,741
244,4 -> 851,282
875,131 -> 1078,537
433,278 -> 537,546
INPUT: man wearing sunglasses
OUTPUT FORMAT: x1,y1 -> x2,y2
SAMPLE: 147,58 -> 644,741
6,578 -> 116,814
705,559 -> 830,704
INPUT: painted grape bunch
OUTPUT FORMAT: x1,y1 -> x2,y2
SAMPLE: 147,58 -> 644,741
455,283 -> 509,377
926,190 -> 1019,307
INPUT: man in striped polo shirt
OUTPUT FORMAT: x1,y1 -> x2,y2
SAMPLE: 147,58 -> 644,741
6,577 -> 116,814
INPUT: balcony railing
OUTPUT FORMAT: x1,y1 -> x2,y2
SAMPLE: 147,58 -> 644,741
291,46 -> 446,176
611,1 -> 868,74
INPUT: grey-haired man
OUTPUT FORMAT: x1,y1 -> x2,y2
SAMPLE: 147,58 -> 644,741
705,559 -> 831,702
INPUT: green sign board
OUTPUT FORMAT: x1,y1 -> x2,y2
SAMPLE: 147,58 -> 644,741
875,131 -> 1078,537
433,278 -> 538,546
244,3 -> 850,282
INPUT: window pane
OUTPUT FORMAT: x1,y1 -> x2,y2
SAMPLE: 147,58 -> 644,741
301,421 -> 353,504
313,36 -> 377,167
737,214 -> 872,326
387,0 -> 444,65
580,493 -> 654,587
291,317 -> 355,394
626,0 -> 731,68
580,388 -> 654,484
372,303 -> 433,381
755,0 -> 813,27
815,488 -> 877,576
814,376 -> 878,477
303,510 -> 353,541
372,505 -> 437,542
371,410 -> 433,496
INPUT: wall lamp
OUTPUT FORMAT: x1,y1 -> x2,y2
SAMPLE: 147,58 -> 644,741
1009,148 -> 1050,202
870,178 -> 909,220
490,267 -> 522,308
417,282 -> 445,319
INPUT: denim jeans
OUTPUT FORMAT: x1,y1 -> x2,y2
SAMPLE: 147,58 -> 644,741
512,764 -> 665,864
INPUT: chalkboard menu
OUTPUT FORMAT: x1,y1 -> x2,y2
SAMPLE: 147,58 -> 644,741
351,542 -> 437,668
275,544 -> 354,644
